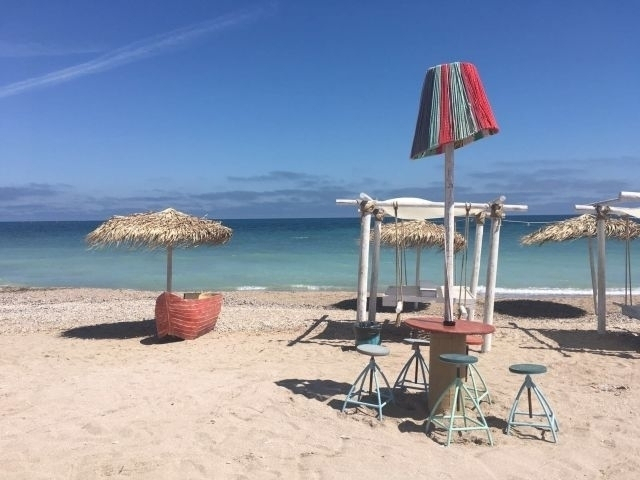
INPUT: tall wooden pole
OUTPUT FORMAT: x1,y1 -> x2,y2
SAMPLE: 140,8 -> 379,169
596,206 -> 607,333
357,200 -> 374,324
469,212 -> 485,321
443,143 -> 455,325
482,204 -> 503,352
368,208 -> 384,323
587,238 -> 598,315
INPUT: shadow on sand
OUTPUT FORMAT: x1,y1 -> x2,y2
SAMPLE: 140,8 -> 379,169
507,321 -> 640,359
494,299 -> 586,319
331,296 -> 430,314
286,314 -> 410,348
60,319 -> 183,345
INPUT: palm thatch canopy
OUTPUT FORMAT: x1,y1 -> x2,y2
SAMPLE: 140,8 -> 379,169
86,208 -> 232,250
520,214 -> 640,246
86,208 -> 232,293
378,220 -> 466,252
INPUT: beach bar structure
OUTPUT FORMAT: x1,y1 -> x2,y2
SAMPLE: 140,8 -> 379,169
575,191 -> 640,333
336,194 -> 527,351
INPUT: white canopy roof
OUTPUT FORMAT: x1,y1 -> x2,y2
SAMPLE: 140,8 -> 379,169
379,197 -> 487,220
335,194 -> 527,220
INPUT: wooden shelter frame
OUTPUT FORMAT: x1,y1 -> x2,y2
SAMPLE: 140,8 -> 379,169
575,191 -> 640,332
336,194 -> 528,352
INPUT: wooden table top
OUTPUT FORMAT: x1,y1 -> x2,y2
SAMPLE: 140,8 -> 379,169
403,316 -> 496,335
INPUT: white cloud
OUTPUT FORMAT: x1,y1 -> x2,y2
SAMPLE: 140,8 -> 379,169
0,7 -> 266,99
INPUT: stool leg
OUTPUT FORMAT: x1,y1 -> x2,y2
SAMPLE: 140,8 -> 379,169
393,347 -> 429,392
342,361 -> 373,413
467,363 -> 491,404
343,357 -> 394,420
426,377 -> 493,446
371,364 -> 385,420
393,354 -> 414,390
446,379 -> 462,446
531,383 -> 559,442
374,362 -> 395,404
505,376 -> 528,435
506,375 -> 559,443
459,382 -> 494,446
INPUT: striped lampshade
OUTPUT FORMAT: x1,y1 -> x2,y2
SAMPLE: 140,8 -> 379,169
410,62 -> 499,159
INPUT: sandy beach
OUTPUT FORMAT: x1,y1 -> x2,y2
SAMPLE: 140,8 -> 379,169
1,288 -> 639,479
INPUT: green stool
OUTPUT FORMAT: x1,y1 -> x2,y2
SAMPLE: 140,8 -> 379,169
505,364 -> 559,443
342,344 -> 395,420
393,338 -> 430,393
425,353 -> 493,446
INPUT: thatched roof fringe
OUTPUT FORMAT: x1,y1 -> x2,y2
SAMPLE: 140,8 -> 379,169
520,214 -> 640,246
86,208 -> 232,250
376,220 -> 466,252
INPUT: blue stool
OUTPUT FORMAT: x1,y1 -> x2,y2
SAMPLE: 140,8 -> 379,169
425,353 -> 493,446
393,338 -> 430,393
342,344 -> 395,420
505,364 -> 559,443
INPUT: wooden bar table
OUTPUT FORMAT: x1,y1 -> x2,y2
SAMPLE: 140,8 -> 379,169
403,317 -> 495,413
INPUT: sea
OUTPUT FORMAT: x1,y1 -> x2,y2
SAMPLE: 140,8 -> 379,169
0,215 -> 638,297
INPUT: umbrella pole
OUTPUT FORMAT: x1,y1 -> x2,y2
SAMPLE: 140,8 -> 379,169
443,143 -> 455,325
415,247 -> 421,310
166,246 -> 173,293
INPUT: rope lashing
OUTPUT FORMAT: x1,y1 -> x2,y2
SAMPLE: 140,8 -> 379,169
490,202 -> 505,219
595,204 -> 609,221
373,207 -> 385,222
359,199 -> 376,216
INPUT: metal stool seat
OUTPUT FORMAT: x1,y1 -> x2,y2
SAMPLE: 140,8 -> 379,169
505,363 -> 559,443
393,338 -> 430,393
425,353 -> 493,446
342,344 -> 395,420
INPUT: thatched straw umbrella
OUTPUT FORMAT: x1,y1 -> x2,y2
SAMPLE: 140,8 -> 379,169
520,214 -> 640,246
377,220 -> 466,303
379,219 -> 465,250
520,214 -> 640,313
86,208 -> 232,292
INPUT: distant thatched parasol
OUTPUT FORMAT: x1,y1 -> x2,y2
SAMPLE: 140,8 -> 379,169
379,220 -> 466,251
376,220 -> 467,293
520,213 -> 640,316
520,214 -> 640,245
86,208 -> 232,292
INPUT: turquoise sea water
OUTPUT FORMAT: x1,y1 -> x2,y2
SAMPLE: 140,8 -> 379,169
0,216 -> 638,296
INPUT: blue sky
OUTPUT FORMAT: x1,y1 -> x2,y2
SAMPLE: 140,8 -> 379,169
1,0 -> 639,220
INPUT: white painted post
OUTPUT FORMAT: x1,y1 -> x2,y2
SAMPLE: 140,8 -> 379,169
587,237 -> 598,314
482,204 -> 503,352
368,209 -> 383,323
443,143 -> 455,325
596,207 -> 607,333
414,247 -> 422,310
469,212 -> 485,321
166,246 -> 173,293
357,201 -> 373,324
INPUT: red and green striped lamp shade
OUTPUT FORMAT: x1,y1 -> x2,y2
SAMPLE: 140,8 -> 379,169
410,62 -> 499,159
